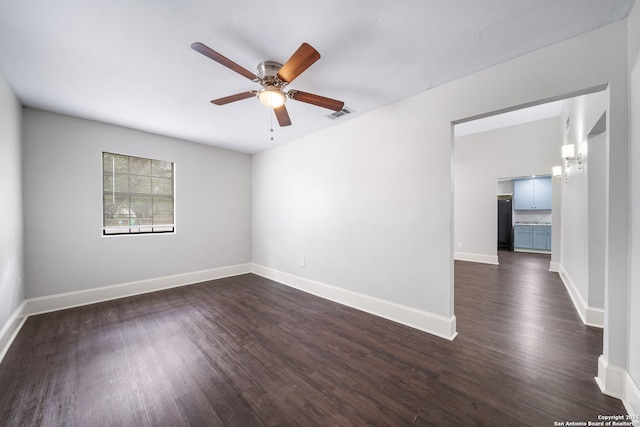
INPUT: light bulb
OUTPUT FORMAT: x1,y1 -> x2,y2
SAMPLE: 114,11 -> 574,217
258,88 -> 286,108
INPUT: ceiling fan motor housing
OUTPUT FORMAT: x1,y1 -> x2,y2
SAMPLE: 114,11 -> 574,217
257,61 -> 283,81
256,61 -> 287,106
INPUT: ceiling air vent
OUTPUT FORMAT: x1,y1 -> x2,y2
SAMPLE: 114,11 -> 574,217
327,106 -> 354,120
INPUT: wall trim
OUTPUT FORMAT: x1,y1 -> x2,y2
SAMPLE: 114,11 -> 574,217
0,301 -> 28,364
2,263 -> 458,364
586,307 -> 605,327
557,264 -> 604,328
596,355 -> 640,424
454,252 -> 499,265
22,263 -> 252,317
549,261 -> 561,273
1,263 -> 252,364
251,264 -> 458,341
513,248 -> 551,255
5,264 -> 634,419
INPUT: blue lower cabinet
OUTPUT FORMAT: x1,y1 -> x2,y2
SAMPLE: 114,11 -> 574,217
533,226 -> 552,250
514,225 -> 533,248
514,225 -> 551,250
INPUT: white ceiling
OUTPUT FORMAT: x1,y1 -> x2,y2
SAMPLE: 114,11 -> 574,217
0,1 -> 634,154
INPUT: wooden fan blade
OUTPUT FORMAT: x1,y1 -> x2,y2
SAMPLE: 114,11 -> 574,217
274,105 -> 292,127
288,90 -> 344,111
211,91 -> 256,105
276,43 -> 321,83
191,42 -> 260,81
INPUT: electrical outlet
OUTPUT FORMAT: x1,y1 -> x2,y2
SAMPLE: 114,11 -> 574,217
458,242 -> 464,249
300,257 -> 305,267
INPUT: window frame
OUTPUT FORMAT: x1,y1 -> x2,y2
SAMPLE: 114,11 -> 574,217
102,152 -> 176,236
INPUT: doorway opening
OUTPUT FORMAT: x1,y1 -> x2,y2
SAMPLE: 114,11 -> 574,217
452,85 -> 609,329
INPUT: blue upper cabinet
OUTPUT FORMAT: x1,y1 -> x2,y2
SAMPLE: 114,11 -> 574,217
513,176 -> 552,210
513,179 -> 534,209
533,177 -> 552,209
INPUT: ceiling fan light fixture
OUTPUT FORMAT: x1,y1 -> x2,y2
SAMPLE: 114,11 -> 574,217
192,41 -> 344,127
257,88 -> 286,108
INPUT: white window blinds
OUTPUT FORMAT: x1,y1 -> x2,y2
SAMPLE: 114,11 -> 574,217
102,152 -> 175,235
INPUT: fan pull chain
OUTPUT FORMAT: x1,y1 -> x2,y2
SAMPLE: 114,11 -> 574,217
269,110 -> 275,141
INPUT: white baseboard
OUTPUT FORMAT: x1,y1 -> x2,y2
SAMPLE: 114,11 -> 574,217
3,263 -> 458,364
557,264 -> 604,328
513,248 -> 551,254
1,263 -> 252,364
4,263 -> 635,419
0,301 -> 28,364
586,306 -> 605,327
596,355 -> 640,425
549,261 -> 561,272
596,355 -> 627,400
22,263 -> 252,317
454,252 -> 499,265
625,374 -> 640,426
251,264 -> 457,341
4,263 -> 458,362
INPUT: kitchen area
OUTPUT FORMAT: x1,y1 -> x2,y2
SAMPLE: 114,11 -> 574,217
497,175 -> 552,253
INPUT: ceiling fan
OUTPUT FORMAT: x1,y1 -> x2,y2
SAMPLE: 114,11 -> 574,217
191,41 -> 345,127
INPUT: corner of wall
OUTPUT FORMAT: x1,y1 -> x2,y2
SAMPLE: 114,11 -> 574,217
557,264 -> 604,328
596,355 -> 640,423
0,71 -> 26,360
0,302 -> 27,364
454,252 -> 499,265
251,264 -> 458,341
0,263 -> 252,365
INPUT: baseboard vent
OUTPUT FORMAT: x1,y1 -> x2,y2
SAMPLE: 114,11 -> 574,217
328,107 -> 354,120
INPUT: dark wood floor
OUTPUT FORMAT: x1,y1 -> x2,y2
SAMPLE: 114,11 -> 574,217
0,252 -> 627,426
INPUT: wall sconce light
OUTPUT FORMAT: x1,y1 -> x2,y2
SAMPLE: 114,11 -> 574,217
562,143 -> 583,171
552,165 -> 568,183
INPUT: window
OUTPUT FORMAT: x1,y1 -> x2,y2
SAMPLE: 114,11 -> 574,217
102,152 -> 175,235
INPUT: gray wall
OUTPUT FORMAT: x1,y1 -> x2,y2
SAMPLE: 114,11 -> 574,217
22,109 -> 252,298
252,18 -> 630,375
0,73 -> 24,330
559,92 -> 608,312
